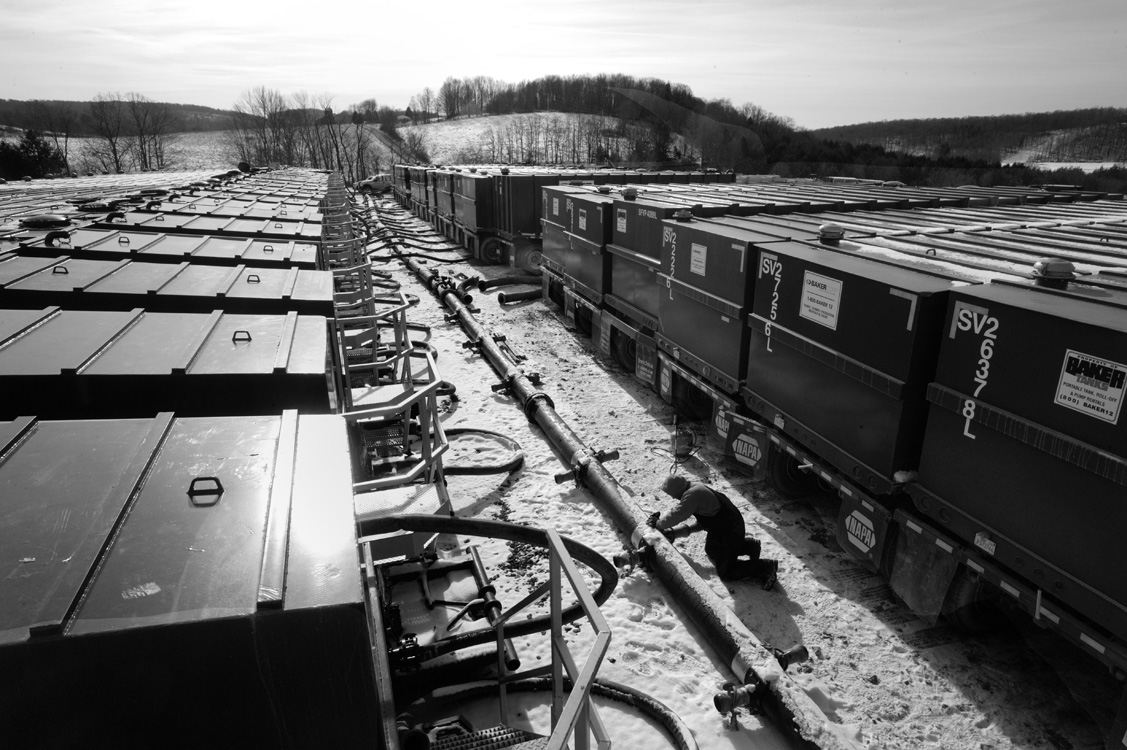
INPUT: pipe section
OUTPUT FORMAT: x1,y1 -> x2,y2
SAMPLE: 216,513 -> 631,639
478,275 -> 543,291
497,288 -> 543,305
399,257 -> 860,750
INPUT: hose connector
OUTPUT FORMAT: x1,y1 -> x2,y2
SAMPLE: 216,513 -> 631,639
553,448 -> 619,485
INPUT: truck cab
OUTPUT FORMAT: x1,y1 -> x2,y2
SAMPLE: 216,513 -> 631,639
358,173 -> 393,194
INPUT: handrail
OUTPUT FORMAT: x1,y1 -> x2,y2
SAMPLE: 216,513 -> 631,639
344,351 -> 448,491
334,288 -> 421,411
490,527 -> 611,750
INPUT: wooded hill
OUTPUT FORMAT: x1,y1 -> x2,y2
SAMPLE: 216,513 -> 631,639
812,108 -> 1127,164
415,75 -> 1125,191
4,77 -> 1125,192
0,99 -> 235,136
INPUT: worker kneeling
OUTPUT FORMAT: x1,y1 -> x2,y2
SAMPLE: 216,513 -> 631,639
651,475 -> 779,590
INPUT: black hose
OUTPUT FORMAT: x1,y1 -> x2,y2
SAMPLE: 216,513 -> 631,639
497,288 -> 542,304
478,275 -> 542,291
361,514 -> 617,659
372,252 -> 467,264
442,427 -> 524,475
405,677 -> 697,750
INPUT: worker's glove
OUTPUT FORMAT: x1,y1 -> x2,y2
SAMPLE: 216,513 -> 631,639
660,527 -> 677,542
646,512 -> 660,528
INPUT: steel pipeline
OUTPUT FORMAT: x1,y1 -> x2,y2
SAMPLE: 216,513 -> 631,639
399,255 -> 859,750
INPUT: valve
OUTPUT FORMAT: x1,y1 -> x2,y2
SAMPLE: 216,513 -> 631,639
553,449 -> 619,484
611,543 -> 649,574
713,643 -> 809,729
714,681 -> 760,729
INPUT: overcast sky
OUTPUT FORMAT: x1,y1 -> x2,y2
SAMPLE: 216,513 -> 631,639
2,0 -> 1124,129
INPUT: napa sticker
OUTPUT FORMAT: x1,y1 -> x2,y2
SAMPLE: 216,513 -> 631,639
845,510 -> 875,554
798,271 -> 843,330
731,434 -> 763,469
1055,349 -> 1126,424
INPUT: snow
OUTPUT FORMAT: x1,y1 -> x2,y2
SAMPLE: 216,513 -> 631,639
361,195 -> 1119,750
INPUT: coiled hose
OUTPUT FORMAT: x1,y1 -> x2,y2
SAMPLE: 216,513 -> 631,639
442,427 -> 525,475
359,514 -> 617,658
405,676 -> 697,750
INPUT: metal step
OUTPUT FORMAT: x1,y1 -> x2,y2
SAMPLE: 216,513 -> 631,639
429,724 -> 545,750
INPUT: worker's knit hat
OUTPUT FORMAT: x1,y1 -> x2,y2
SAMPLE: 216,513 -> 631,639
661,475 -> 690,498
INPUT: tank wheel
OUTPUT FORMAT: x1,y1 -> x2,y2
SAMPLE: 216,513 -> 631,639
514,243 -> 543,274
767,444 -> 819,498
672,381 -> 713,421
613,333 -> 637,372
480,237 -> 504,265
943,567 -> 1004,633
574,302 -> 594,335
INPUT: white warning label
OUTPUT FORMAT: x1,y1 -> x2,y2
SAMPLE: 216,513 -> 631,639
616,208 -> 627,233
578,208 -> 587,231
799,271 -> 842,330
690,243 -> 707,276
1055,349 -> 1125,424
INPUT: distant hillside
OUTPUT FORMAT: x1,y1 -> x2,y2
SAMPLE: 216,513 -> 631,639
812,108 -> 1127,165
0,99 -> 236,135
398,112 -> 693,168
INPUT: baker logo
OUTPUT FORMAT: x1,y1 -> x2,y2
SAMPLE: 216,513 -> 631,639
732,435 -> 762,467
845,510 -> 875,554
1065,355 -> 1126,391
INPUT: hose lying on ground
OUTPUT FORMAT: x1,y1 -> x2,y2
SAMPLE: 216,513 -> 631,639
442,427 -> 524,475
359,514 -> 617,659
478,275 -> 542,291
404,676 -> 697,750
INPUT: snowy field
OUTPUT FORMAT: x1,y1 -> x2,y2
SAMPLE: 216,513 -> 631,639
359,195 -> 1119,750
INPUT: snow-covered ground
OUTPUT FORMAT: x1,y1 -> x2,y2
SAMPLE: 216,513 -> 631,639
361,196 -> 1120,750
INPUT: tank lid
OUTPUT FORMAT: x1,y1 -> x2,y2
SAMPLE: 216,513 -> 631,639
818,223 -> 845,242
1031,257 -> 1076,283
673,209 -> 693,222
622,187 -> 638,201
20,213 -> 71,229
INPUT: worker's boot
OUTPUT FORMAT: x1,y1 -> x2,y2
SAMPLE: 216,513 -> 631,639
759,559 -> 780,591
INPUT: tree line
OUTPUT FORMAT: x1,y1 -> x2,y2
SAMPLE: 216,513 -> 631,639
400,74 -> 1125,191
813,108 -> 1127,164
222,87 -> 429,184
0,92 -> 182,178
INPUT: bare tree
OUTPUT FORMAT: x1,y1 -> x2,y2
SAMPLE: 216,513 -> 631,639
418,87 -> 435,124
86,93 -> 130,173
227,86 -> 297,166
29,101 -> 77,175
353,98 -> 379,122
291,90 -> 324,168
394,128 -> 430,164
125,92 -> 179,170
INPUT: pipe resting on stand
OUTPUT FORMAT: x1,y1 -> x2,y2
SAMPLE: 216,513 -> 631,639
401,256 -> 860,750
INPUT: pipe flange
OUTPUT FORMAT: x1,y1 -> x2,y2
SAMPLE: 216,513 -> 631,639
522,390 -> 555,421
